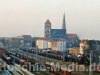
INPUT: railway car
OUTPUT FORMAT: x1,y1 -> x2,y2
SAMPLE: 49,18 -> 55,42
2,55 -> 13,65
10,55 -> 25,66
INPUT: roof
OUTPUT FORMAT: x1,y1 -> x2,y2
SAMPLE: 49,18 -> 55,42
37,37 -> 53,40
58,39 -> 66,41
80,40 -> 88,43
51,29 -> 66,39
45,19 -> 51,24
67,34 -> 77,39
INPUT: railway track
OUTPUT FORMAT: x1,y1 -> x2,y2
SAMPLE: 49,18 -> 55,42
7,65 -> 24,75
7,50 -> 88,75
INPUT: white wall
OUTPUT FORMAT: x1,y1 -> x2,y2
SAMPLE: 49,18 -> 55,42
57,41 -> 66,51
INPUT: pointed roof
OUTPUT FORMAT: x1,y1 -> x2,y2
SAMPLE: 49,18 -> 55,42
45,19 -> 51,24
62,13 -> 66,30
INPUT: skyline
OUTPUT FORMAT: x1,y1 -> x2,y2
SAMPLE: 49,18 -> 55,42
0,0 -> 100,40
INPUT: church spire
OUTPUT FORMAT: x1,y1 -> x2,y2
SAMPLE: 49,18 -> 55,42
62,13 -> 66,30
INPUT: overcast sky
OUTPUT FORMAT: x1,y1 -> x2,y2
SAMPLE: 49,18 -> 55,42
0,0 -> 100,40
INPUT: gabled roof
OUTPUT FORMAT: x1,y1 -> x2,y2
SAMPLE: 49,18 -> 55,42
37,37 -> 53,40
45,19 -> 51,24
51,29 -> 66,39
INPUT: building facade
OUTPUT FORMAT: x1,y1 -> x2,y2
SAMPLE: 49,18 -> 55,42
69,47 -> 80,55
57,40 -> 66,51
44,19 -> 51,38
36,38 -> 48,49
80,40 -> 89,54
44,14 -> 67,40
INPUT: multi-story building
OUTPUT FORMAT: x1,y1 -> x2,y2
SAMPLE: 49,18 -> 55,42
51,41 -> 58,51
36,38 -> 49,49
69,47 -> 80,55
67,34 -> 80,48
36,38 -> 67,52
57,40 -> 66,51
22,35 -> 33,48
80,40 -> 89,54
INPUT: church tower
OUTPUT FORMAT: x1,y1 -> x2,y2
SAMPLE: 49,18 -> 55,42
44,19 -> 51,38
62,13 -> 67,32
